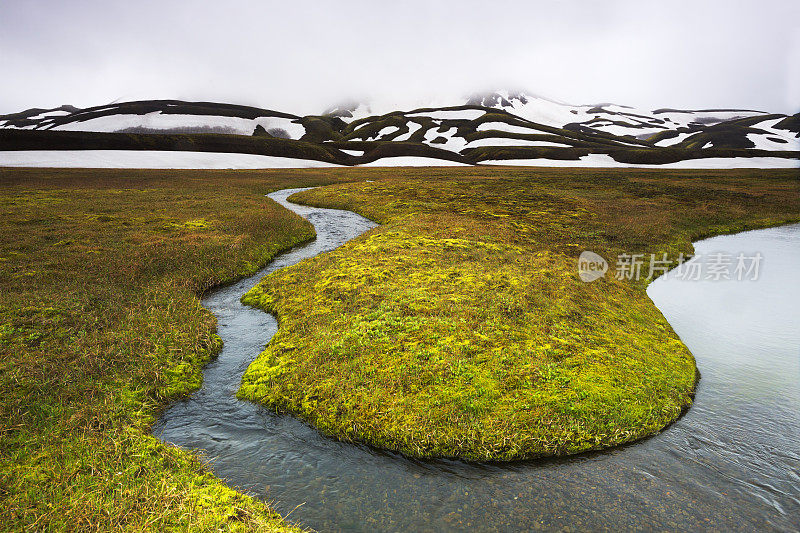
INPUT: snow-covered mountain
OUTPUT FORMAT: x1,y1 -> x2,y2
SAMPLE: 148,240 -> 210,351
0,101 -> 305,139
1,92 -> 798,168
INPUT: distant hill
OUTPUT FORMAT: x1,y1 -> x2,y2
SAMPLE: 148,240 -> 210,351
1,92 -> 798,167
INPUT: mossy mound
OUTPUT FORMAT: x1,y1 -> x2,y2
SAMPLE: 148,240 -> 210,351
238,168 -> 799,460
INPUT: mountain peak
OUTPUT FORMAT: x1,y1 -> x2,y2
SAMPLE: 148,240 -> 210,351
466,90 -> 531,109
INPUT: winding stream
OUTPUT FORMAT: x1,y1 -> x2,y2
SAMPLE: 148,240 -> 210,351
154,189 -> 800,532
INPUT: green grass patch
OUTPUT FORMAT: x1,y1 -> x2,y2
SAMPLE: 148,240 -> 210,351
0,167 -> 357,530
238,166 -> 800,461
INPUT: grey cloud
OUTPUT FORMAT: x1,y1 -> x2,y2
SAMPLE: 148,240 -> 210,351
1,0 -> 798,115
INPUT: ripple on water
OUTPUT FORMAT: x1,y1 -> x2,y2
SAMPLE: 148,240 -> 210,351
154,192 -> 800,532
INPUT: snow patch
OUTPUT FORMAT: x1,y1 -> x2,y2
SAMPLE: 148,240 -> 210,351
377,126 -> 399,138
465,138 -> 571,148
481,153 -> 799,169
406,109 -> 485,121
655,109 -> 767,129
589,123 -> 662,138
27,110 -> 71,120
657,157 -> 799,169
476,122 -> 539,135
50,112 -> 305,139
393,122 -> 423,141
492,92 -> 591,128
0,150 -> 339,169
358,156 -> 469,167
746,133 -> 799,151
423,126 -> 467,152
655,132 -> 695,147
481,154 -> 618,167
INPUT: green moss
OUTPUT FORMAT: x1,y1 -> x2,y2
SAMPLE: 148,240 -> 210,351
170,217 -> 211,229
238,167 -> 800,461
0,166 -> 358,530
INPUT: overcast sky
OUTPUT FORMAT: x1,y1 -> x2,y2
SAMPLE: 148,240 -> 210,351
1,0 -> 799,115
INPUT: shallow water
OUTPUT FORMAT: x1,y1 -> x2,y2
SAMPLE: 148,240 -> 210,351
154,191 -> 800,532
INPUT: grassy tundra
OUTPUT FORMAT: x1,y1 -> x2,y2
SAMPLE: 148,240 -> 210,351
0,166 -> 798,529
0,168 -> 355,531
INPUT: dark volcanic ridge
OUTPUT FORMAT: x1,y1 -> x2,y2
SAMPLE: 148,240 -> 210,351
1,91 -> 798,166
